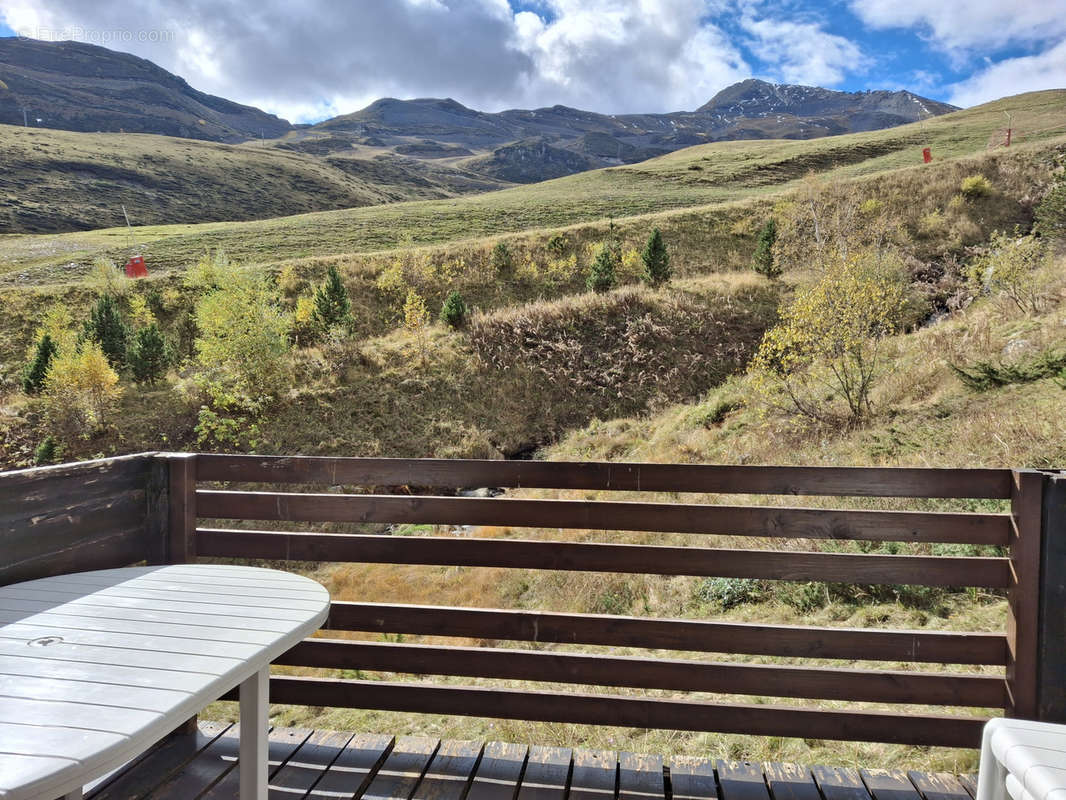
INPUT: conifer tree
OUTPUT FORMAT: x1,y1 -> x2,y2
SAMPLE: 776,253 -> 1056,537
752,218 -> 780,279
312,265 -> 354,332
22,334 -> 58,394
586,243 -> 617,293
440,291 -> 469,329
128,324 -> 170,384
641,227 -> 671,287
84,295 -> 129,367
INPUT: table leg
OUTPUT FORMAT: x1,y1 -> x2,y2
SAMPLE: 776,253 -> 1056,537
239,666 -> 270,800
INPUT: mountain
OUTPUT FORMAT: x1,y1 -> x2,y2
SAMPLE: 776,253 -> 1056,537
303,81 -> 958,182
0,37 -> 292,141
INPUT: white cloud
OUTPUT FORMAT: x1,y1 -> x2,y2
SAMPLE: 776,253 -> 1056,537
848,0 -> 1066,54
947,39 -> 1066,107
740,15 -> 868,86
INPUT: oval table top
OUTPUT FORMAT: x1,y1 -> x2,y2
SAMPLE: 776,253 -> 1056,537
0,564 -> 330,800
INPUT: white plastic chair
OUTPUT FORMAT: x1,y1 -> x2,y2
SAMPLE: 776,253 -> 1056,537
977,718 -> 1066,800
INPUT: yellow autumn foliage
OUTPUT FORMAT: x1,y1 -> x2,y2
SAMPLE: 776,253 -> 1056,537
41,341 -> 123,438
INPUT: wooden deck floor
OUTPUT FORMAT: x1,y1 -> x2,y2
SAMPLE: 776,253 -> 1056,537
85,722 -> 980,800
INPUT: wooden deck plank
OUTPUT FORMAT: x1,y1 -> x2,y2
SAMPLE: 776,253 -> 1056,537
669,757 -> 718,800
570,749 -> 617,800
717,761 -> 770,800
764,763 -> 821,800
811,766 -> 872,800
466,741 -> 529,800
197,728 -> 313,800
618,753 -> 664,800
144,722 -> 244,800
412,740 -> 485,800
907,772 -> 973,800
957,776 -> 979,800
308,732 -> 395,799
860,770 -> 923,800
268,729 -> 354,799
87,721 -> 231,800
516,745 -> 572,800
361,736 -> 441,800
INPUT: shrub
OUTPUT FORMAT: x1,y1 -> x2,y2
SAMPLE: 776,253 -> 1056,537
1035,180 -> 1066,240
41,341 -> 123,439
951,349 -> 1066,391
490,241 -> 513,275
968,231 -> 1049,314
749,250 -> 908,424
22,334 -> 58,394
640,227 -> 671,287
586,243 -> 617,293
960,174 -> 993,199
83,295 -> 129,368
440,291 -> 469,329
128,324 -> 170,384
128,294 -> 156,327
402,289 -> 431,364
184,249 -> 233,292
751,218 -> 780,278
546,234 -> 568,256
29,304 -> 78,358
697,577 -> 763,610
34,436 -> 58,465
311,264 -> 354,333
194,271 -> 292,400
289,295 -> 317,345
86,257 -> 131,297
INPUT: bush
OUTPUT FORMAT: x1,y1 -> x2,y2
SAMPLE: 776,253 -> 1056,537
311,264 -> 354,333
749,249 -> 909,424
128,324 -> 170,384
22,334 -> 57,394
86,257 -> 131,297
194,271 -> 292,400
490,242 -> 513,275
697,577 -> 763,610
41,341 -> 123,439
83,295 -> 129,368
951,349 -> 1066,391
184,249 -> 233,292
440,291 -> 469,329
1035,180 -> 1066,240
33,436 -> 58,466
403,289 -> 431,364
640,227 -> 671,287
751,218 -> 780,278
586,243 -> 617,293
968,231 -> 1049,314
960,174 -> 993,199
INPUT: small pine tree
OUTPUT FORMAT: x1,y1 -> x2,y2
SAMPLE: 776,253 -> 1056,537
83,295 -> 129,367
752,218 -> 780,279
22,334 -> 58,394
34,436 -> 58,465
312,265 -> 354,332
490,242 -> 513,275
440,291 -> 469,329
128,324 -> 170,384
586,243 -> 617,293
641,227 -> 671,287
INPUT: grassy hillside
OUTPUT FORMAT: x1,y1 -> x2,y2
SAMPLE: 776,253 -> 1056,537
2,90 -> 1062,284
0,124 -> 511,235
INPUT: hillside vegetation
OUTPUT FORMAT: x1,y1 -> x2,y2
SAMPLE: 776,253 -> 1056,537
1,90 -> 1061,282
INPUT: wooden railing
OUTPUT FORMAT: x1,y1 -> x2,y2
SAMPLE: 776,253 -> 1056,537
3,453 -> 1064,750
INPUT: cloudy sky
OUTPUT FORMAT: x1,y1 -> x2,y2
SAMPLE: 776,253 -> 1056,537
1,0 -> 1063,123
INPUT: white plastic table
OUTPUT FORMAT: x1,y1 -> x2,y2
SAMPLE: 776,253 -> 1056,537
0,564 -> 330,800
977,718 -> 1066,800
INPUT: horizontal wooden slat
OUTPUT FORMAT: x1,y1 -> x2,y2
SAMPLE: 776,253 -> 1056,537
323,603 -> 1009,665
195,455 -> 1012,499
277,639 -> 1007,707
196,491 -> 1009,545
259,677 -> 988,748
196,529 -> 1010,588
0,526 -> 150,587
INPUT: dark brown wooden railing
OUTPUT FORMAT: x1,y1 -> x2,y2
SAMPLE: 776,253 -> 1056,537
3,453 -> 1063,750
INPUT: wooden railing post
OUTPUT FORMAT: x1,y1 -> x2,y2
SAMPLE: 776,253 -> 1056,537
164,453 -> 198,564
1038,472 -> 1066,722
1007,469 -> 1046,718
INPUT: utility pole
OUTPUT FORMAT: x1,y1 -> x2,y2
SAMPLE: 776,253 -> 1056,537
1004,111 -> 1013,147
22,107 -> 27,127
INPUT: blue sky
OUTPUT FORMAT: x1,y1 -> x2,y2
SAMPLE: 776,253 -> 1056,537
1,0 -> 1063,123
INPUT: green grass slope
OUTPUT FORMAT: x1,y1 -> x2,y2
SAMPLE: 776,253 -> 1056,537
2,90 -> 1062,283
